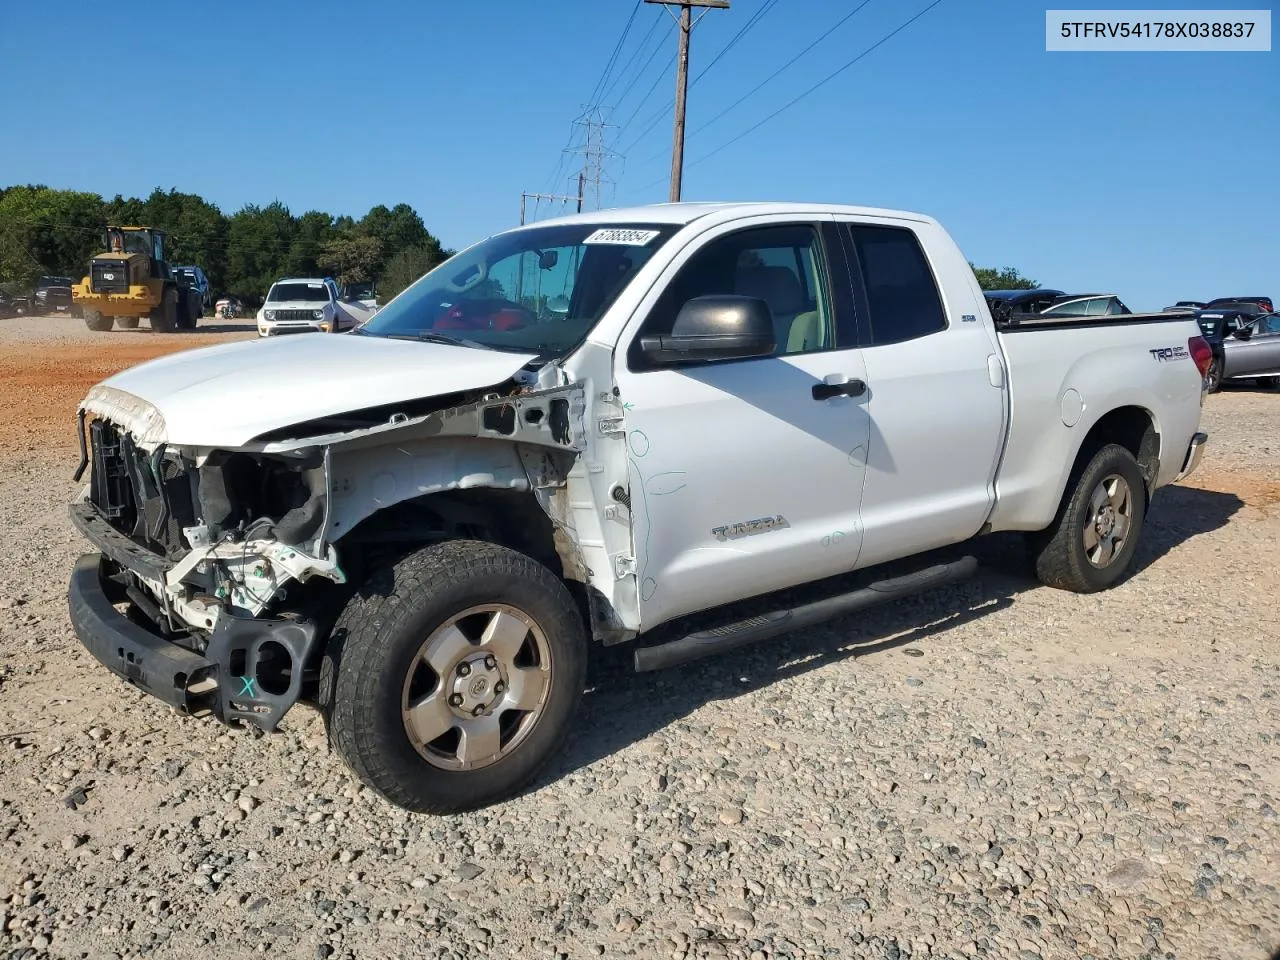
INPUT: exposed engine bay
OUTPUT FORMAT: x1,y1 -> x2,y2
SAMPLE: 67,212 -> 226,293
73,368 -> 590,653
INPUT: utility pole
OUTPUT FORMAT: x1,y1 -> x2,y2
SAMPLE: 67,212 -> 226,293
644,0 -> 729,202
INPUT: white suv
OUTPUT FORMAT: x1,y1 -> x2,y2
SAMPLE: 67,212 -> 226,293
257,277 -> 354,336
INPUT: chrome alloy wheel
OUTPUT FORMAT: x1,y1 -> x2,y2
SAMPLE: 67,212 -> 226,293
1083,473 -> 1132,568
401,604 -> 553,771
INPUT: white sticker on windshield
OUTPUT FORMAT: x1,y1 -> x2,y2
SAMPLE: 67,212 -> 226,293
583,228 -> 662,246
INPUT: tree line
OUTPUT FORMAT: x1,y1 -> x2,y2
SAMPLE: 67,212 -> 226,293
0,185 -> 455,304
0,182 -> 1040,305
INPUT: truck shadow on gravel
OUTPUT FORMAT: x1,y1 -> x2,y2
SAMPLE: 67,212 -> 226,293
539,483 -> 1243,790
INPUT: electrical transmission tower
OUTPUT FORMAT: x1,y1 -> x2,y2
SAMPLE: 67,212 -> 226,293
565,107 -> 618,211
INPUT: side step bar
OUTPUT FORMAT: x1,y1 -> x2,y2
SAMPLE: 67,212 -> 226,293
633,555 -> 978,673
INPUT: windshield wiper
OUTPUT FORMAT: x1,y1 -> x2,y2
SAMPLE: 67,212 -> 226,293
379,331 -> 494,350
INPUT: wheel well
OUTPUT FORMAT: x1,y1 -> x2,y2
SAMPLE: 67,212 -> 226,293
335,489 -> 567,586
1074,406 -> 1160,494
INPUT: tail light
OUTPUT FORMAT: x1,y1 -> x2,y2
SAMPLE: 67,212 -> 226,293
1188,335 -> 1213,378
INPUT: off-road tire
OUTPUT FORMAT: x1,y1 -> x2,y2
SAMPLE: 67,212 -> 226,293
1028,443 -> 1147,593
116,316 -> 139,330
83,310 -> 112,332
150,287 -> 177,333
318,539 -> 588,814
178,292 -> 199,330
1205,357 -> 1223,392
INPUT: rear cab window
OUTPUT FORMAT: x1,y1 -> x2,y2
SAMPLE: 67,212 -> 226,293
840,224 -> 947,346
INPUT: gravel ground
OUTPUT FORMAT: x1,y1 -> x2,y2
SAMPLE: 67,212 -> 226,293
0,317 -> 1277,960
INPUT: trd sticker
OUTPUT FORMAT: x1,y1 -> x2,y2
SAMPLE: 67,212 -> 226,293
1149,345 -> 1190,362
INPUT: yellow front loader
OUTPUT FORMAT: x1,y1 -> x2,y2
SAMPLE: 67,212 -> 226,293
72,226 -> 199,332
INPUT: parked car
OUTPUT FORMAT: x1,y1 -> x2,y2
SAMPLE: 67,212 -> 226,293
0,292 -> 18,319
1208,311 -> 1280,389
256,277 -> 359,336
215,296 -> 243,319
172,266 -> 211,308
32,276 -> 79,316
1040,293 -> 1134,317
983,287 -> 1065,324
1207,295 -> 1274,314
66,201 -> 1209,814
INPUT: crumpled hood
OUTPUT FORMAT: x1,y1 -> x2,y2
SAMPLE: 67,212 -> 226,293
81,333 -> 538,449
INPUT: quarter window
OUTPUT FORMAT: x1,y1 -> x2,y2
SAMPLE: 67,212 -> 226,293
845,225 -> 946,345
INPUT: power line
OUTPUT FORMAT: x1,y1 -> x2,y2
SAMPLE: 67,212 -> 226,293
537,2 -> 642,200
690,0 -> 877,139
690,0 -> 778,83
614,45 -> 676,143
585,1 -> 643,110
618,0 -> 775,159
600,12 -> 664,108
627,0 -> 947,197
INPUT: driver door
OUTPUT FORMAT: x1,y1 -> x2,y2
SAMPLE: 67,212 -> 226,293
612,218 -> 871,631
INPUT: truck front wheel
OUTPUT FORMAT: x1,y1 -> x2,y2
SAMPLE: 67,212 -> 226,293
319,540 -> 588,814
83,310 -> 112,332
1029,443 -> 1147,593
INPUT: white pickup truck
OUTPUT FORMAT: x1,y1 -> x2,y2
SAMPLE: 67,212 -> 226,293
67,202 -> 1210,814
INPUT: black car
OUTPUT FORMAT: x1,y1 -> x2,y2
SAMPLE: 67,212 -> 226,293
32,276 -> 78,316
1206,295 -> 1274,314
983,287 -> 1066,324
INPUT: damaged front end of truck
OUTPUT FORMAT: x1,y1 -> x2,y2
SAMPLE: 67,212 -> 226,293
68,367 -> 594,733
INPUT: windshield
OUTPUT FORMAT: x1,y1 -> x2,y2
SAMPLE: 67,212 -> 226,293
357,222 -> 679,354
37,277 -> 72,288
268,282 -> 330,303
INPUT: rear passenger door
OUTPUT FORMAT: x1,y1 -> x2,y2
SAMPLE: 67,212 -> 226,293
830,217 -> 1007,569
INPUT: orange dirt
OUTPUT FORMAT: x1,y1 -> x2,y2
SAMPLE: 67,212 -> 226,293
0,335 -> 243,459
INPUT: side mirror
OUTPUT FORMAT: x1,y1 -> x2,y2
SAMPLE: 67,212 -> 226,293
639,295 -> 776,365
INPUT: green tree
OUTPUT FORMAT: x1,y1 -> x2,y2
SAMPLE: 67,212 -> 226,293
970,263 -> 1039,291
0,185 -> 105,287
226,201 -> 296,301
288,210 -> 335,277
321,234 -> 383,286
378,242 -> 452,301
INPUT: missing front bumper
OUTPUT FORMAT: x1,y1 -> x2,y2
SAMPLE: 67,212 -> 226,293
68,554 -> 320,732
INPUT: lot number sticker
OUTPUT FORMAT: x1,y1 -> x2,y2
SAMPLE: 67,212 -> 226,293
583,228 -> 662,246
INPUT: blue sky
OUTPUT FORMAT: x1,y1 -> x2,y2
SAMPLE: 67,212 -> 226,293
2,0 -> 1275,309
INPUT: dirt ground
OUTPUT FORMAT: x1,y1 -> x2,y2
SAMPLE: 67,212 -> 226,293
0,313 -> 1277,960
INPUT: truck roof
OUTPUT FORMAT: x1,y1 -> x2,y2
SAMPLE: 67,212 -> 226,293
526,201 -> 936,229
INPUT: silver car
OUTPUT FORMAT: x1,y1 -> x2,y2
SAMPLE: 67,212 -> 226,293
1220,312 -> 1280,388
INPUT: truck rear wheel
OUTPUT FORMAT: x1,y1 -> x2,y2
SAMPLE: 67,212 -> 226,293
319,539 -> 588,814
150,287 -> 177,333
83,310 -> 112,332
1029,443 -> 1147,593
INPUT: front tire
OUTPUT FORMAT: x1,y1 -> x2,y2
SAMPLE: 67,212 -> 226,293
83,310 -> 112,332
1029,443 -> 1147,593
150,287 -> 177,332
320,540 -> 588,814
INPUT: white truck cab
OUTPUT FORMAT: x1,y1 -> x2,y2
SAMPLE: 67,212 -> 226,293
67,202 -> 1210,814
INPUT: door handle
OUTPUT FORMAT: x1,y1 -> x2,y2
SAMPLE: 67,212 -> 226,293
811,378 -> 866,400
